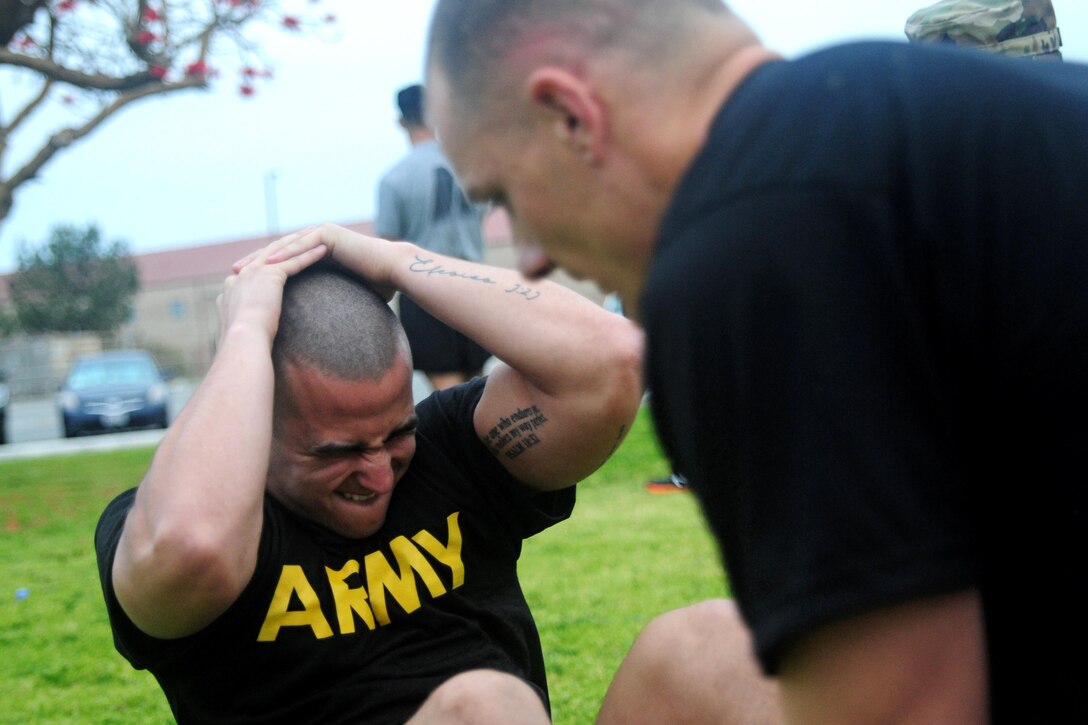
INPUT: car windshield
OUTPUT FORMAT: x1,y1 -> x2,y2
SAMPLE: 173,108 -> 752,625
67,358 -> 159,390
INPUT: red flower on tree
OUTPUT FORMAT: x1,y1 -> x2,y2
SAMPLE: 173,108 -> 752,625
2,0 -> 341,234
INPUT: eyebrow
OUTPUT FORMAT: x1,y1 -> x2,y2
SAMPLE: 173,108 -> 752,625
307,416 -> 419,457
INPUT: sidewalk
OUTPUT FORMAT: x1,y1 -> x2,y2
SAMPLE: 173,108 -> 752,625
0,428 -> 168,463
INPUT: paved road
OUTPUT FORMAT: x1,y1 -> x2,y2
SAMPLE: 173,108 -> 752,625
0,374 -> 436,463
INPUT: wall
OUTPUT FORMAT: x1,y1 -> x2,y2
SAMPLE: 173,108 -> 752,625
0,333 -> 102,397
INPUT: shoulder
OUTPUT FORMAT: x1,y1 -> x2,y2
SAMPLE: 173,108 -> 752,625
415,377 -> 487,438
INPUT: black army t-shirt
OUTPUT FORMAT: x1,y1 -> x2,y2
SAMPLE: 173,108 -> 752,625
97,378 -> 574,724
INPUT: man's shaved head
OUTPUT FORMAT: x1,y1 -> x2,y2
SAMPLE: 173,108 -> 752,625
272,261 -> 409,402
426,0 -> 732,112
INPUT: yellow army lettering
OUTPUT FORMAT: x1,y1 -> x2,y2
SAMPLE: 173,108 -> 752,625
257,512 -> 464,642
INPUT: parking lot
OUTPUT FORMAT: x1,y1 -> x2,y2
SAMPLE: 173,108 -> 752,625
0,378 -> 196,461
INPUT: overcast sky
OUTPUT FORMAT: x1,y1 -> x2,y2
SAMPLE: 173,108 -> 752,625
1,0 -> 1085,273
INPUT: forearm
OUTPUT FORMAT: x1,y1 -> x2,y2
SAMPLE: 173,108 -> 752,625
389,243 -> 637,394
114,323 -> 275,636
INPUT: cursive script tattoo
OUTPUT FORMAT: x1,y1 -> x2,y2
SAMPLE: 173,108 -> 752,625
409,256 -> 498,285
505,283 -> 542,301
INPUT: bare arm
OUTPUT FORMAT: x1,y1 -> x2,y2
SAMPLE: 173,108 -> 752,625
260,224 -> 644,490
778,590 -> 988,724
112,237 -> 323,639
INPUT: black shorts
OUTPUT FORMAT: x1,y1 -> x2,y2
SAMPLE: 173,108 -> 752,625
399,295 -> 491,374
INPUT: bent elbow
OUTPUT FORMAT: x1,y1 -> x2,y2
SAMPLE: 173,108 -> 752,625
601,321 -> 646,421
116,522 -> 251,637
147,523 -> 249,598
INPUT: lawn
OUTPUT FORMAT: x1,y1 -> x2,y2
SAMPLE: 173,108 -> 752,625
0,407 -> 728,724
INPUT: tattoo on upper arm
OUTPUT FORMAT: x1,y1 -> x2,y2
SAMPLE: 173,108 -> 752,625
480,404 -> 550,460
407,256 -> 543,301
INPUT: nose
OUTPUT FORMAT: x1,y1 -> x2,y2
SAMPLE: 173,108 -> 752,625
353,449 -> 395,492
515,241 -> 557,280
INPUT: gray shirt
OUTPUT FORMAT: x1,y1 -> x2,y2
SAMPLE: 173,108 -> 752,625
375,140 -> 487,261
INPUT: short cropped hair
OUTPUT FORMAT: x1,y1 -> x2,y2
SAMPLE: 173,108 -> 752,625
426,0 -> 730,104
272,260 -> 408,392
397,84 -> 426,127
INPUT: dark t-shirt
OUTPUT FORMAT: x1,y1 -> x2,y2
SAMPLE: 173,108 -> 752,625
96,379 -> 574,724
643,42 -> 1086,720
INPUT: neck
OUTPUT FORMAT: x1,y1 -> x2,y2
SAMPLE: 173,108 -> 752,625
655,43 -> 781,195
407,126 -> 435,146
606,33 -> 781,310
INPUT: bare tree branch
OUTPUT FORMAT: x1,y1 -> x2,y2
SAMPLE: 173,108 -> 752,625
0,0 -> 337,232
2,76 -> 52,139
0,49 -> 168,91
0,74 -> 205,224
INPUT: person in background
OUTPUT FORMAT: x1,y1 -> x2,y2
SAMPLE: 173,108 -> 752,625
375,83 -> 492,391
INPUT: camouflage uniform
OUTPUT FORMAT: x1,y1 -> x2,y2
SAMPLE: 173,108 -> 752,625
905,0 -> 1063,59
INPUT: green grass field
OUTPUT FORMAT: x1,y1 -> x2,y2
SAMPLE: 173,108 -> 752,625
0,408 -> 727,724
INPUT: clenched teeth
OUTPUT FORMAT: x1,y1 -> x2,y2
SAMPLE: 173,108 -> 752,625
339,491 -> 377,503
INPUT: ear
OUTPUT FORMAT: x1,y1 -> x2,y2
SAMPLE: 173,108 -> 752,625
526,67 -> 607,165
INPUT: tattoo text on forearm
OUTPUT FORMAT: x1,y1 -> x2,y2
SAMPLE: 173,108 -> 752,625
409,256 -> 543,301
481,404 -> 549,460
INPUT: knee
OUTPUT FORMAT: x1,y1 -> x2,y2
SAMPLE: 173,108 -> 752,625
638,598 -> 753,662
600,600 -> 782,725
410,669 -> 549,725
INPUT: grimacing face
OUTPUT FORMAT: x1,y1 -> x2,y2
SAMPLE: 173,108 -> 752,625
267,352 -> 418,539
